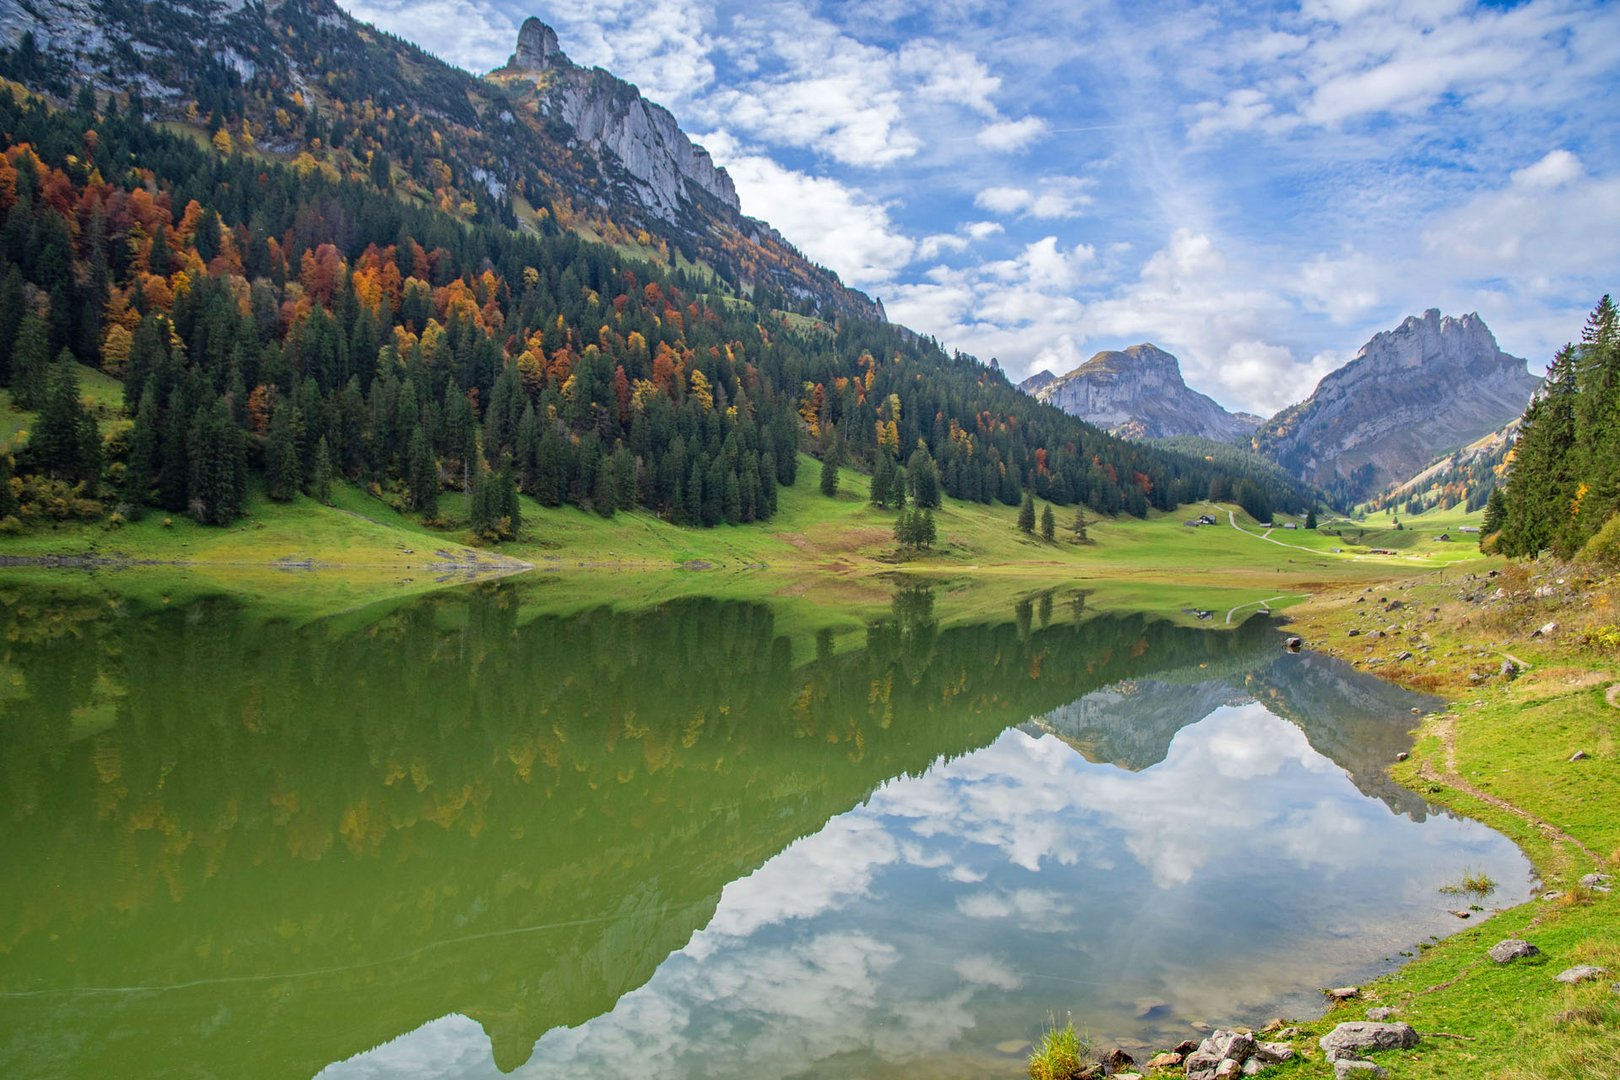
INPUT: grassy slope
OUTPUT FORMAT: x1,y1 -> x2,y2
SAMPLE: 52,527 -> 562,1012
2,454 -> 1482,621
1251,566 -> 1620,1079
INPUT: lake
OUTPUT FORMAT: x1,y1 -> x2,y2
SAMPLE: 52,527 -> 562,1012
0,576 -> 1532,1079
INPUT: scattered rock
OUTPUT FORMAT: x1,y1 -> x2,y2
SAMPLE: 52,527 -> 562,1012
1500,658 -> 1520,678
1319,1022 -> 1419,1062
1143,1051 -> 1182,1069
1285,636 -> 1303,651
1257,1019 -> 1286,1036
1448,909 -> 1472,919
1555,965 -> 1610,985
1333,1062 -> 1389,1080
1213,1063 -> 1241,1080
1387,600 -> 1405,611
1101,1047 -> 1135,1071
1569,750 -> 1589,762
1579,872 -> 1611,889
1325,986 -> 1361,1001
1541,891 -> 1564,902
1077,1065 -> 1104,1080
1253,1043 -> 1294,1064
1489,939 -> 1542,963
1171,1040 -> 1199,1056
1396,650 -> 1413,661
1534,585 -> 1556,599
1532,621 -> 1558,638
1365,1007 -> 1397,1021
1395,751 -> 1409,762
1348,628 -> 1361,637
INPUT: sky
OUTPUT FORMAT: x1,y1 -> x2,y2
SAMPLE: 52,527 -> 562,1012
336,0 -> 1620,415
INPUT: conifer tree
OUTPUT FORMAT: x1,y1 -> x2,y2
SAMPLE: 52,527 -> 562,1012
1018,489 -> 1035,534
186,397 -> 245,524
10,312 -> 51,410
310,435 -> 334,505
907,446 -> 940,508
407,427 -> 438,517
121,389 -> 158,518
1305,508 -> 1317,530
29,353 -> 100,485
1481,487 -> 1506,550
819,450 -> 840,497
1071,503 -> 1088,543
1040,503 -> 1055,542
265,403 -> 303,501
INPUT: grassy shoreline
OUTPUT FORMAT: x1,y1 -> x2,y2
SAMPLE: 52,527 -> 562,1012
1220,563 -> 1620,1079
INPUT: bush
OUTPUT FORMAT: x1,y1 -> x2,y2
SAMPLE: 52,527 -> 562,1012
1028,1016 -> 1089,1080
1575,512 -> 1620,571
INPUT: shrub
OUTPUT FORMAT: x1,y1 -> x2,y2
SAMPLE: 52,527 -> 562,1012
1576,512 -> 1620,571
1028,1016 -> 1089,1080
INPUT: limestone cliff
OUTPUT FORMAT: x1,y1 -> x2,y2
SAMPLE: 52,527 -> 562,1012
1030,344 -> 1263,443
1254,310 -> 1540,502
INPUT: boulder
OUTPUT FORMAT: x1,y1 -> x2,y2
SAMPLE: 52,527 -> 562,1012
1182,1050 -> 1223,1079
1285,636 -> 1303,651
1143,1051 -> 1182,1069
1326,986 -> 1361,1001
1171,1040 -> 1199,1056
1579,872 -> 1611,889
1555,965 -> 1610,985
1532,621 -> 1557,638
1213,1061 -> 1242,1079
1489,939 -> 1541,964
1333,1062 -> 1389,1080
1257,1019 -> 1287,1035
1570,750 -> 1589,762
1101,1047 -> 1135,1071
1253,1042 -> 1294,1064
1318,1021 -> 1419,1062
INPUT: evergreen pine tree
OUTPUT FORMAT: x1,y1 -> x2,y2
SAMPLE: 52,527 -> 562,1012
29,353 -> 100,485
407,427 -> 438,517
594,453 -> 617,518
310,435 -> 334,505
819,451 -> 840,497
1017,489 -> 1035,534
1304,507 -> 1317,530
918,508 -> 936,549
265,403 -> 302,501
498,459 -> 521,538
10,313 -> 51,410
186,397 -> 245,524
907,446 -> 940,508
1040,503 -> 1055,542
1070,503 -> 1088,543
1481,487 -> 1506,550
121,389 -> 158,518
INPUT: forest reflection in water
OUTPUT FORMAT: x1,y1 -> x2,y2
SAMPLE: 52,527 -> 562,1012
0,576 -> 1530,1080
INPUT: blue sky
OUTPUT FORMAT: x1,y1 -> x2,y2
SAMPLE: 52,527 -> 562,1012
337,0 -> 1620,414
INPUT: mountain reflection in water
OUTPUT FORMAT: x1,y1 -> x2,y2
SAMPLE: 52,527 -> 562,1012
0,579 -> 1530,1080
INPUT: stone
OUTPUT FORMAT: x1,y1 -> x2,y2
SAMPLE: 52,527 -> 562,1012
1101,1047 -> 1135,1071
1253,1042 -> 1294,1064
1077,1066 -> 1104,1080
510,17 -> 562,70
1257,1019 -> 1287,1035
1348,628 -> 1361,636
1214,1060 -> 1242,1080
1365,1007 -> 1397,1021
1555,965 -> 1610,985
1534,585 -> 1556,599
1221,1031 -> 1256,1063
1172,1040 -> 1199,1056
1333,1062 -> 1390,1080
1395,751 -> 1409,762
1569,750 -> 1589,762
1285,636 -> 1304,651
1182,1050 -> 1222,1079
1532,621 -> 1557,638
1143,1051 -> 1182,1069
1489,939 -> 1541,963
1449,909 -> 1472,919
1396,650 -> 1413,661
1318,1021 -> 1420,1062
1326,986 -> 1361,1001
1500,658 -> 1520,677
1240,1059 -> 1263,1076
1580,873 -> 1611,889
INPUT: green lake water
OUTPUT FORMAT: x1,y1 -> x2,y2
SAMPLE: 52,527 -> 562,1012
0,576 -> 1532,1079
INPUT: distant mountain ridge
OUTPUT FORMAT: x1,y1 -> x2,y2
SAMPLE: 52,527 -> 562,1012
1254,309 -> 1540,504
1025,344 -> 1265,442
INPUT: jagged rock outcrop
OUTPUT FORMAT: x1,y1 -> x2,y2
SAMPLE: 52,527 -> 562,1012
1030,344 -> 1263,442
496,17 -> 739,222
1018,369 -> 1057,395
0,0 -> 882,322
1254,310 -> 1540,502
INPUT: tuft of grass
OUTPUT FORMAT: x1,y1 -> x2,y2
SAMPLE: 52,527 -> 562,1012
1028,1014 -> 1090,1080
1438,868 -> 1499,896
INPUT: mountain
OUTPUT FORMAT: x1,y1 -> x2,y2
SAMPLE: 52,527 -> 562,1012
1363,418 -> 1519,517
0,0 -> 880,321
1027,343 -> 1265,442
1254,310 -> 1540,504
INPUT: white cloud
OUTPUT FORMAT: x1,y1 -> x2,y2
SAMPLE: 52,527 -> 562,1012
974,179 -> 1093,219
337,0 -> 518,72
702,131 -> 917,289
976,116 -> 1049,152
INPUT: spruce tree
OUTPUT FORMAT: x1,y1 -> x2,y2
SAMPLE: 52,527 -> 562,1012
265,403 -> 302,501
10,313 -> 51,410
594,454 -> 617,518
1040,503 -> 1055,542
1070,503 -> 1088,543
1017,489 -> 1035,534
1304,507 -> 1317,530
907,446 -> 940,508
186,397 -> 245,524
917,508 -> 936,549
1481,487 -> 1506,550
819,451 -> 840,497
121,389 -> 158,517
407,427 -> 438,517
30,353 -> 100,485
310,435 -> 334,505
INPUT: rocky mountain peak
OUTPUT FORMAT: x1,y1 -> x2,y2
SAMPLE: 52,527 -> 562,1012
1031,343 -> 1262,443
511,17 -> 563,71
1254,308 -> 1541,502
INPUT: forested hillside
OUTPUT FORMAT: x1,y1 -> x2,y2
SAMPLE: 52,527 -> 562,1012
1490,295 -> 1620,559
0,40 -> 1301,541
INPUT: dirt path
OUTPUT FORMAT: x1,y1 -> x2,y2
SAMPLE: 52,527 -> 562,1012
1418,713 -> 1603,868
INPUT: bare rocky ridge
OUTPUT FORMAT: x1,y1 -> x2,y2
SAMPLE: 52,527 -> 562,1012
1027,344 -> 1264,442
496,17 -> 740,223
1254,310 -> 1540,502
